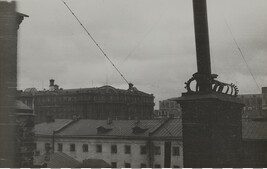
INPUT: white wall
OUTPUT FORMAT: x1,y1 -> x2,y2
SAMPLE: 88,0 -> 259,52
35,137 -> 183,167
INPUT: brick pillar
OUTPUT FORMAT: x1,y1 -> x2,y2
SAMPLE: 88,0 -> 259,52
176,92 -> 244,167
0,2 -> 17,167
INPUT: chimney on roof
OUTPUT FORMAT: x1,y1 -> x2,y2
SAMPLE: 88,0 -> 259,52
128,83 -> 133,89
45,115 -> 54,123
54,84 -> 59,90
134,116 -> 140,125
72,115 -> 81,121
107,117 -> 112,125
49,79 -> 57,91
49,79 -> 54,87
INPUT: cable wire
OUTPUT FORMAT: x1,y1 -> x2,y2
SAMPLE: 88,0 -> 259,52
225,20 -> 261,92
61,0 -> 129,85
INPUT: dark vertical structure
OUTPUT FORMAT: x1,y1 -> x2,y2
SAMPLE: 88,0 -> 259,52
192,0 -> 212,92
164,141 -> 171,168
0,2 -> 28,167
173,0 -> 244,167
0,2 -> 17,167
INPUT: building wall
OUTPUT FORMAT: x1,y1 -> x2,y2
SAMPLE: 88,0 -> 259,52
19,86 -> 155,123
35,137 -> 183,168
158,100 -> 182,118
238,88 -> 267,119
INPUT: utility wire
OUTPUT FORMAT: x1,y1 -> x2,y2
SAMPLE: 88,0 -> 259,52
61,0 -> 130,85
225,20 -> 261,92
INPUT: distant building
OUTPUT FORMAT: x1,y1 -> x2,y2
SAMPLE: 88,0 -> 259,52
239,94 -> 262,118
154,100 -> 182,118
239,87 -> 267,119
34,118 -> 183,168
18,79 -> 155,123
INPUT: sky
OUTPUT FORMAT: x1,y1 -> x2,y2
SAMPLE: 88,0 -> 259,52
16,0 -> 267,108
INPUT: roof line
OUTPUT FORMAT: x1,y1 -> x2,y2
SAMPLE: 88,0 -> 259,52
149,117 -> 172,136
52,134 -> 181,140
54,117 -> 81,134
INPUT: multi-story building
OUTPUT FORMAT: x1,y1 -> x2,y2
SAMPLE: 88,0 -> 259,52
239,87 -> 267,119
34,117 -> 267,167
34,118 -> 183,168
155,100 -> 182,118
18,79 -> 155,123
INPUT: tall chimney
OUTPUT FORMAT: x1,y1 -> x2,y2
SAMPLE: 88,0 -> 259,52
193,0 -> 212,92
49,79 -> 55,87
49,79 -> 55,91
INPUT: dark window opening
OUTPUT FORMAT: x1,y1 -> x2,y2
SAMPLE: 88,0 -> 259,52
155,164 -> 161,168
125,145 -> 131,154
57,143 -> 63,152
111,145 -> 117,154
96,144 -> 102,153
141,163 -> 147,167
172,146 -> 180,156
111,162 -> 117,168
83,144 -> 88,152
154,146 -> 161,155
140,145 -> 147,154
125,163 -> 131,168
45,143 -> 51,153
70,144 -> 75,152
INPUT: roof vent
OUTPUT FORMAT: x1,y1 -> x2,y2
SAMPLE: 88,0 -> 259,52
107,118 -> 112,125
97,126 -> 113,134
128,83 -> 138,92
45,115 -> 54,123
132,126 -> 148,134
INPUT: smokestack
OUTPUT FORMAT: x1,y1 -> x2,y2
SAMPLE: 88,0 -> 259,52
128,83 -> 133,90
49,79 -> 54,87
49,79 -> 55,91
192,0 -> 212,92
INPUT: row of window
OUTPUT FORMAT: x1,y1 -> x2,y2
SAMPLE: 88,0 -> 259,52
110,162 -> 180,168
36,95 -> 153,104
53,143 -> 180,156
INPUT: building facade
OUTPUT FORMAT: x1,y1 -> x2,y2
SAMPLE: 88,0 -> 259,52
34,118 -> 183,168
34,117 -> 267,167
239,87 -> 267,119
18,79 -> 155,123
156,100 -> 182,118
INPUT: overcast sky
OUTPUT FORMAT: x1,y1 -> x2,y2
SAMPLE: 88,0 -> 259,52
16,0 -> 267,108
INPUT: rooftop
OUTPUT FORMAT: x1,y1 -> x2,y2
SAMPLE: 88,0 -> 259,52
20,85 -> 153,97
35,118 -> 267,140
35,118 -> 181,139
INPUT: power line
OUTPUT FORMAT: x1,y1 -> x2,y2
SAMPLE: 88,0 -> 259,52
61,0 -> 130,85
225,20 -> 261,92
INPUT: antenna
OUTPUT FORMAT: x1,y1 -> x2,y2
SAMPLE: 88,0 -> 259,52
61,0 -> 130,85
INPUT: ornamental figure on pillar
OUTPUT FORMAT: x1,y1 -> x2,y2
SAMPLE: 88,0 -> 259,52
184,72 -> 239,97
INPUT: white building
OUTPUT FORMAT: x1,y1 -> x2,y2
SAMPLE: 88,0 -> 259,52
34,118 -> 183,168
